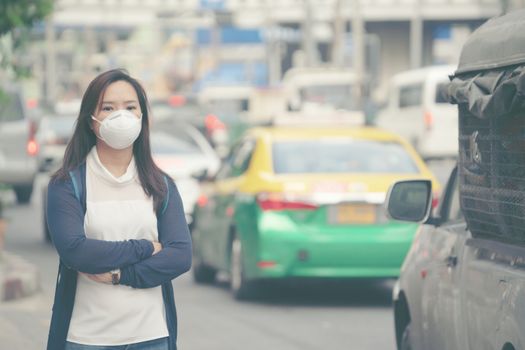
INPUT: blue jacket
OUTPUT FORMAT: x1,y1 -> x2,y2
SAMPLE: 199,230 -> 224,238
46,162 -> 192,350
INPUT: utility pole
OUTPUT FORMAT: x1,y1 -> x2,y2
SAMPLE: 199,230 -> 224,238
331,0 -> 345,67
266,3 -> 281,85
410,0 -> 423,69
302,0 -> 317,67
351,0 -> 365,109
45,15 -> 57,107
212,11 -> 221,75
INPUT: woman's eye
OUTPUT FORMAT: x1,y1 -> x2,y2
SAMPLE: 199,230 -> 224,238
127,106 -> 137,110
102,106 -> 113,111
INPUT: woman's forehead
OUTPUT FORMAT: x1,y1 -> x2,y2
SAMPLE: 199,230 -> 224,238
101,80 -> 139,103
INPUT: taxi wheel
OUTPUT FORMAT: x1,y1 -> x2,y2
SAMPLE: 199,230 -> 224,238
400,323 -> 413,350
192,253 -> 216,284
230,235 -> 255,300
191,232 -> 217,284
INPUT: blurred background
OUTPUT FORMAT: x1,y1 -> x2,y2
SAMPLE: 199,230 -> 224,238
0,0 -> 524,349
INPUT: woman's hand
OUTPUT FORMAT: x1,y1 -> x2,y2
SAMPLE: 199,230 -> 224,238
82,272 -> 113,284
80,242 -> 161,285
152,241 -> 162,255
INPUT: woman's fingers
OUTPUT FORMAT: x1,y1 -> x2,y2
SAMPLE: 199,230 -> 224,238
81,272 -> 112,284
152,241 -> 162,255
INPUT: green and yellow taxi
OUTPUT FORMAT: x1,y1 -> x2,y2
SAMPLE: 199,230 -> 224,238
191,123 -> 440,299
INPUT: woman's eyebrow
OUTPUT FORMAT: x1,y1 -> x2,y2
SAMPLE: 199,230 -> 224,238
101,100 -> 138,104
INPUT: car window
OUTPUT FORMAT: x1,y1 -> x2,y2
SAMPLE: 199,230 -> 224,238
272,139 -> 419,174
216,139 -> 255,179
47,116 -> 76,137
448,179 -> 463,221
438,167 -> 464,222
152,102 -> 206,123
231,139 -> 255,177
299,85 -> 358,110
0,92 -> 24,122
150,132 -> 202,155
215,159 -> 232,180
398,84 -> 423,108
154,123 -> 203,150
208,99 -> 245,114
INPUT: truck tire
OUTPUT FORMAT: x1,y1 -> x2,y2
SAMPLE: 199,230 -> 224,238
400,323 -> 413,350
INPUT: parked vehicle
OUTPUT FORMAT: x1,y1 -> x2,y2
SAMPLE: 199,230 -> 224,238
43,121 -> 220,243
387,166 -> 525,350
0,85 -> 38,204
191,116 -> 440,299
35,114 -> 76,173
150,124 -> 220,225
388,10 -> 525,350
198,85 -> 254,154
151,96 -> 230,159
374,65 -> 457,159
282,67 -> 360,113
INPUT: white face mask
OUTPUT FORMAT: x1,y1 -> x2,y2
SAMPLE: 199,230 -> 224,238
91,109 -> 142,150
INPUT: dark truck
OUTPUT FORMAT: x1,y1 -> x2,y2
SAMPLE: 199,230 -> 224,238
385,9 -> 525,350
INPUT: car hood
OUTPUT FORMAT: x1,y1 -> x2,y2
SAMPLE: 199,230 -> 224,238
153,154 -> 219,178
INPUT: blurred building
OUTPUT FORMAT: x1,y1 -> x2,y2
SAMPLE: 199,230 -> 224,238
34,0 -> 512,104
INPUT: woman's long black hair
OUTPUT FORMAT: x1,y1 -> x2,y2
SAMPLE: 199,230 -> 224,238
52,69 -> 167,212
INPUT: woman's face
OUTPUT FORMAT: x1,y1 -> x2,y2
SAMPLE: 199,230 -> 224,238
91,80 -> 142,139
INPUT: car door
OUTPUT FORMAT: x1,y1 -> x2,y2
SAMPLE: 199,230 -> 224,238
0,90 -> 28,180
213,138 -> 256,271
196,138 -> 256,270
193,149 -> 235,268
422,167 -> 468,350
461,220 -> 525,350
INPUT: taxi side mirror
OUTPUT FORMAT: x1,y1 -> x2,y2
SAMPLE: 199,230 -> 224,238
385,180 -> 432,223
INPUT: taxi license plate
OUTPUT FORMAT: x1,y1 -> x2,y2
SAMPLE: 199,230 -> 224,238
333,204 -> 376,224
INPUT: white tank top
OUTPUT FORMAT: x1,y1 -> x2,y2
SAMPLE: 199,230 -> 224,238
67,147 -> 169,345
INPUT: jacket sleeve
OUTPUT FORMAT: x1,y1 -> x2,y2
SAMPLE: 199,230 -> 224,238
47,177 -> 154,274
119,178 -> 192,289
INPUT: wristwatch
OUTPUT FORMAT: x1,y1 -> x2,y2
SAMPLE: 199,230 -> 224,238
110,269 -> 120,285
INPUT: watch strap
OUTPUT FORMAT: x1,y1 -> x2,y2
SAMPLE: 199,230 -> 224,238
110,269 -> 120,285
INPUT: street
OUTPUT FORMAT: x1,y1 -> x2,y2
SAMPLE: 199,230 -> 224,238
0,0 -> 520,348
1,178 -> 396,350
0,160 -> 455,350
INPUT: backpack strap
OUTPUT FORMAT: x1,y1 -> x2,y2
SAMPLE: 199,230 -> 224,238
68,163 -> 86,213
69,170 -> 81,202
161,175 -> 170,217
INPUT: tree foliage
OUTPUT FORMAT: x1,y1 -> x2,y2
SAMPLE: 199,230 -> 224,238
0,0 -> 53,36
0,0 -> 53,78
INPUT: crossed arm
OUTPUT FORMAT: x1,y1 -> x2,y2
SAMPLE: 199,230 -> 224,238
47,177 -> 192,288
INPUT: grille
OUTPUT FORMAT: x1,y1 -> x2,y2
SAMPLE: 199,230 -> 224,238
459,104 -> 525,244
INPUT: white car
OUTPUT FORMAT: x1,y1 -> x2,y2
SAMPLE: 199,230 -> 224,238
43,123 -> 220,243
150,124 -> 220,225
375,65 -> 458,159
35,114 -> 76,173
0,85 -> 38,204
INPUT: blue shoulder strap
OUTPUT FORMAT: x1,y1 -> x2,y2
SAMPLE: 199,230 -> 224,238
69,170 -> 81,202
161,175 -> 170,216
68,164 -> 86,213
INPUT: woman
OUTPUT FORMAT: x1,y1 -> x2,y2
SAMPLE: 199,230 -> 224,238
46,69 -> 192,350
